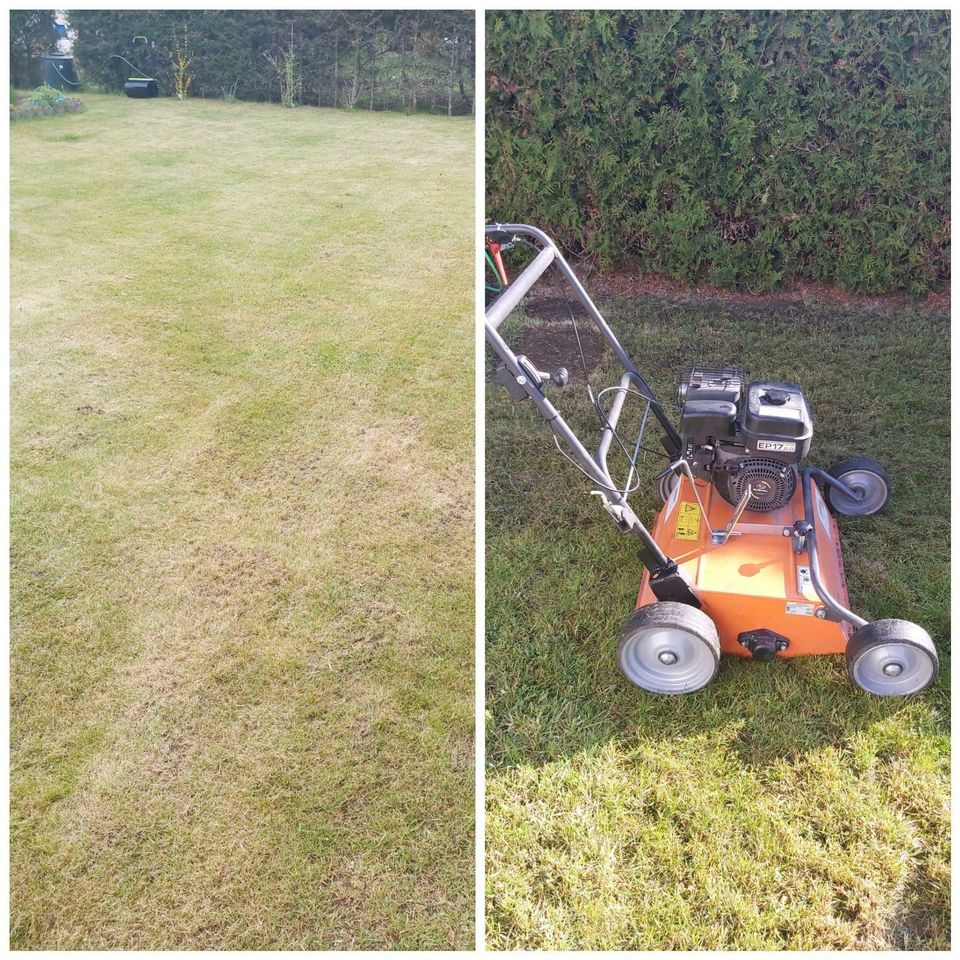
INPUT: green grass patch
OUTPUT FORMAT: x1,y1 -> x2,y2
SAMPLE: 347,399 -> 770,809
485,296 -> 949,949
12,93 -> 474,949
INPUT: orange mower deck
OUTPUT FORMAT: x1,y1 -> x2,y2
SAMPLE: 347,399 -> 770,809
637,474 -> 852,657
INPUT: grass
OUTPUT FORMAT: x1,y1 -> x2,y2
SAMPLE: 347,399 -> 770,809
11,93 -> 474,949
485,294 -> 950,949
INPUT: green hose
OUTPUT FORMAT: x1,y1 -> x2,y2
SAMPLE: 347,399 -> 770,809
104,54 -> 155,82
49,61 -> 80,86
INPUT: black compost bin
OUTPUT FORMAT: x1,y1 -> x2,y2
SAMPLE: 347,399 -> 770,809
40,55 -> 79,89
124,78 -> 159,98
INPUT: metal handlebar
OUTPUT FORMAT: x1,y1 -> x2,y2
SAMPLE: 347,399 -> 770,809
800,469 -> 867,628
484,223 -> 681,570
485,243 -> 555,330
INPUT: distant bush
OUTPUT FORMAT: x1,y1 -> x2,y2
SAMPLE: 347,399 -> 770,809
221,78 -> 240,103
487,10 -> 950,294
28,83 -> 64,106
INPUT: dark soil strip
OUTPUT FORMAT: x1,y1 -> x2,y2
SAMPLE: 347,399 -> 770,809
515,320 -> 608,383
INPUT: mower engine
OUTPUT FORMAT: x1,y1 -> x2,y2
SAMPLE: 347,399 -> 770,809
676,366 -> 813,512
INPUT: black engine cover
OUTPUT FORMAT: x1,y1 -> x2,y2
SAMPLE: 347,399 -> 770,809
740,381 -> 812,463
677,366 -> 743,444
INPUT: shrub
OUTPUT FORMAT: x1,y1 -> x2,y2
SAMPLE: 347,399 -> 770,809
69,10 -> 475,114
28,83 -> 65,106
264,39 -> 302,109
171,27 -> 194,101
486,10 -> 950,294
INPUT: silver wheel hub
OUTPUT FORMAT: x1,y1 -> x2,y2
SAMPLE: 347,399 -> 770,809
832,470 -> 887,515
853,642 -> 934,695
620,626 -> 716,694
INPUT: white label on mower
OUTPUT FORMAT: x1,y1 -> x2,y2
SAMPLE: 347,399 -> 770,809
665,477 -> 681,516
757,440 -> 796,453
797,565 -> 815,599
815,489 -> 832,535
786,601 -> 816,616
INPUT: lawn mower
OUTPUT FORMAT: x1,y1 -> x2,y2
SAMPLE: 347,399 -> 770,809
485,223 -> 938,696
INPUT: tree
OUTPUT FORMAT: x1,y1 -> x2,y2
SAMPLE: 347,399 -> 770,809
171,26 -> 193,101
64,10 -> 474,113
10,10 -> 58,89
264,23 -> 302,108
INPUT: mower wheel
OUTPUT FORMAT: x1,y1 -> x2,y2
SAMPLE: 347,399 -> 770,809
618,601 -> 720,695
656,469 -> 679,505
825,457 -> 890,516
846,619 -> 938,696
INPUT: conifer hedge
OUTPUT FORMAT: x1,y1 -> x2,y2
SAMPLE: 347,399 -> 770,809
486,10 -> 950,294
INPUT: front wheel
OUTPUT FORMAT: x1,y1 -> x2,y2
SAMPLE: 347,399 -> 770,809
825,457 -> 890,516
618,601 -> 720,694
846,619 -> 938,696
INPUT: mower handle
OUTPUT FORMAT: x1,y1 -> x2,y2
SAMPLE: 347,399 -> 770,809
800,469 -> 868,629
486,225 -> 666,387
485,225 -> 679,450
484,224 -> 682,570
486,228 -> 517,246
485,241 -> 556,331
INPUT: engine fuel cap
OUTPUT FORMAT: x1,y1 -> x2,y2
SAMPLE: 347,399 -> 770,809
762,388 -> 789,405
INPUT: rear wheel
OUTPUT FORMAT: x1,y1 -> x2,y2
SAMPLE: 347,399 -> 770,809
825,457 -> 890,516
618,601 -> 720,694
656,469 -> 679,505
846,619 -> 938,696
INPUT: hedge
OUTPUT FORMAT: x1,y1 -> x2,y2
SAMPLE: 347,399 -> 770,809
486,10 -> 950,294
67,10 -> 474,114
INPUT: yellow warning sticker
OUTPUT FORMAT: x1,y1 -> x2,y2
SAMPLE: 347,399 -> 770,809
674,501 -> 702,541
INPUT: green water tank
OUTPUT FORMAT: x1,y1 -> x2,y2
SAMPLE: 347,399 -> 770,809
40,55 -> 79,89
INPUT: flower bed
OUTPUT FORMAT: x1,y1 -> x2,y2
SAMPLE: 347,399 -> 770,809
11,92 -> 84,121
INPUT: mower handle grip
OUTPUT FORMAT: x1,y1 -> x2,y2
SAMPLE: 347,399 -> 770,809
485,243 -> 556,331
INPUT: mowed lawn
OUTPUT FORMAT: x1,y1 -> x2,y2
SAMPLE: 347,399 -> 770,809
11,94 -> 474,949
485,295 -> 949,949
